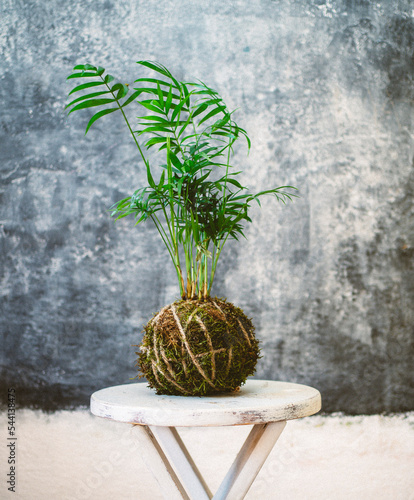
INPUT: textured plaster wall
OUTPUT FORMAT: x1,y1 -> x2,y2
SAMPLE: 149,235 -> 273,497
1,0 -> 413,413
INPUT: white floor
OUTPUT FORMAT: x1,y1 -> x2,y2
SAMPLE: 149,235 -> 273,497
1,409 -> 413,499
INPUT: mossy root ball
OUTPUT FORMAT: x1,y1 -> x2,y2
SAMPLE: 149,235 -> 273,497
138,298 -> 260,396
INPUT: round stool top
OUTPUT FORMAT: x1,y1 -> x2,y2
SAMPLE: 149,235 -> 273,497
90,380 -> 321,427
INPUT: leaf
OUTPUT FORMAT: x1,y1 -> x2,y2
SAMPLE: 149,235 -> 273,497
198,105 -> 226,126
156,82 -> 164,108
67,98 -> 116,115
225,178 -> 244,190
73,64 -> 94,71
196,97 -> 222,106
139,117 -> 186,129
146,163 -> 156,189
165,85 -> 173,114
136,60 -> 171,78
177,175 -> 185,196
67,72 -> 99,80
110,196 -> 131,209
111,83 -> 128,99
255,187 -> 298,198
181,82 -> 191,109
121,89 -> 142,108
72,64 -> 97,72
85,108 -> 118,134
114,212 -> 132,221
160,163 -> 182,175
145,137 -> 168,148
104,74 -> 115,84
132,85 -> 181,100
158,170 -> 166,188
139,126 -> 172,135
177,114 -> 192,138
169,152 -> 183,172
136,60 -> 181,89
192,103 -> 208,119
214,112 -> 231,128
114,199 -> 132,211
171,93 -> 191,121
68,81 -> 105,96
65,90 -> 112,109
134,77 -> 179,89
244,133 -> 251,150
139,100 -> 165,114
210,131 -> 237,139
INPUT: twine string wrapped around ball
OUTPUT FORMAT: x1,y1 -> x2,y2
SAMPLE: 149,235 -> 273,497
138,298 -> 260,396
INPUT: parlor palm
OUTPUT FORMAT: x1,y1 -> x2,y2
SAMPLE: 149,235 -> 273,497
66,61 -> 297,300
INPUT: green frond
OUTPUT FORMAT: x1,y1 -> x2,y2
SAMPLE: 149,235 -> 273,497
66,59 -> 297,299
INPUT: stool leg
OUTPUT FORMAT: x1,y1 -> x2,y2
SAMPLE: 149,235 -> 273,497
132,424 -> 190,500
150,426 -> 212,500
212,420 -> 287,500
133,421 -> 286,500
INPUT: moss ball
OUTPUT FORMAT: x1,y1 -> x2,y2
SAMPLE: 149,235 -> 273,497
137,298 -> 260,396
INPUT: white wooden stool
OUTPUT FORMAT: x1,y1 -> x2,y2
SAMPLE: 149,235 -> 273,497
91,379 -> 321,500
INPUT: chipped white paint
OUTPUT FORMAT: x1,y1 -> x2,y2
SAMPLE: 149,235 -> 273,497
90,379 -> 321,427
91,380 -> 321,499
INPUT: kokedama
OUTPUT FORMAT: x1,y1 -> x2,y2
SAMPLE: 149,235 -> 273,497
66,61 -> 297,396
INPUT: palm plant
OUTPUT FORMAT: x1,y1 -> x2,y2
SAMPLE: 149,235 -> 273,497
66,61 -> 297,301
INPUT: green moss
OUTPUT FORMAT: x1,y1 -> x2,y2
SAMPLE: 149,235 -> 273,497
137,297 -> 261,396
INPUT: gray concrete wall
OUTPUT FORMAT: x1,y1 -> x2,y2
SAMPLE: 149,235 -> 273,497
1,0 -> 413,413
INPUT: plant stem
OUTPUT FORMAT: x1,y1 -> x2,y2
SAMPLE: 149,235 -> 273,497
102,77 -> 148,167
151,214 -> 185,298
